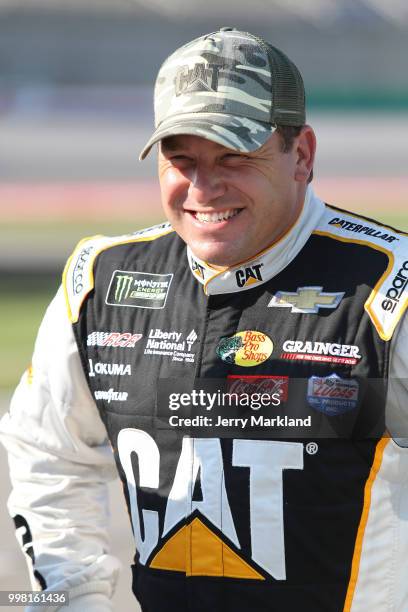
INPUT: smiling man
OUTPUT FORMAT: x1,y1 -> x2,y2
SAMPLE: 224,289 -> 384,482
157,129 -> 315,267
1,27 -> 408,612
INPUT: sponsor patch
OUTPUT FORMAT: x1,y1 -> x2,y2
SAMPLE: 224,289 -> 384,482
227,375 -> 288,402
268,286 -> 344,314
235,264 -> 264,288
72,245 -> 94,296
307,374 -> 359,415
131,222 -> 171,238
191,258 -> 206,280
87,331 -> 142,348
106,270 -> 173,309
328,217 -> 398,244
88,359 -> 131,377
94,388 -> 128,403
216,331 -> 273,367
281,339 -> 361,365
381,260 -> 408,313
144,328 -> 198,363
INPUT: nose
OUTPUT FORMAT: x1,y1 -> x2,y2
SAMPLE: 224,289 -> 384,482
188,163 -> 226,205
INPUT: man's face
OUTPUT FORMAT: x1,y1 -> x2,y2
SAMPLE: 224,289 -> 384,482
158,130 -> 313,267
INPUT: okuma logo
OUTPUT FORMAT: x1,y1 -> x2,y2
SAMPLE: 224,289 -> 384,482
88,359 -> 132,377
106,270 -> 173,310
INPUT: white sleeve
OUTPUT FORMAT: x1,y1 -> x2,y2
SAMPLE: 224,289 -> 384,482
0,286 -> 121,611
386,309 -> 408,446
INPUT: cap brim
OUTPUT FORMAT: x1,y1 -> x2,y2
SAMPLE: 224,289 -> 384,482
139,112 -> 276,160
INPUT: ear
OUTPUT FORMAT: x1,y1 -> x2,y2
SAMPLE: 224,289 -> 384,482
294,125 -> 316,183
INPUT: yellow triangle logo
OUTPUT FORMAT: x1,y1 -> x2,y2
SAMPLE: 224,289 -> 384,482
150,517 -> 264,580
244,276 -> 259,286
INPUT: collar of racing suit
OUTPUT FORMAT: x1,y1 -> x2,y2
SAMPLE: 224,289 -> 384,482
186,185 -> 326,295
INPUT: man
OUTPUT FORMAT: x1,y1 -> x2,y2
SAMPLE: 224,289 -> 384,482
1,27 -> 408,612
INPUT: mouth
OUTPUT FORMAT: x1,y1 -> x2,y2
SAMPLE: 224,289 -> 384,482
190,208 -> 242,224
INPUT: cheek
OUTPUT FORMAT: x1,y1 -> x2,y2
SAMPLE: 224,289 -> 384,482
159,169 -> 189,210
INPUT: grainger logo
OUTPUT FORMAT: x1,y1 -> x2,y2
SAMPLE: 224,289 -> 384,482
115,274 -> 133,302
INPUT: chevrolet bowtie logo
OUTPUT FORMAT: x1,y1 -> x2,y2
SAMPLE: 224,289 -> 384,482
268,287 -> 345,314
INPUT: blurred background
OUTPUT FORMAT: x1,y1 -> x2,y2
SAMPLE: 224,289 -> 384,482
0,0 -> 407,609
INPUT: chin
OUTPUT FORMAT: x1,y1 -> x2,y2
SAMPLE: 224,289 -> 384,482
193,245 -> 239,268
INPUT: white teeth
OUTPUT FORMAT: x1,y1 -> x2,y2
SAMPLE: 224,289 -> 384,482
195,209 -> 240,223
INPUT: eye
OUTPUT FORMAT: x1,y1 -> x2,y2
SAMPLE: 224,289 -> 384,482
221,153 -> 248,163
168,154 -> 194,164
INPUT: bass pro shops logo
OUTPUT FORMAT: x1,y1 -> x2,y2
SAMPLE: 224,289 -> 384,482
106,270 -> 173,310
235,264 -> 264,288
216,331 -> 273,367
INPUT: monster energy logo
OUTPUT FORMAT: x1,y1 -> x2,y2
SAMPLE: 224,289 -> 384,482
115,275 -> 133,302
106,270 -> 174,310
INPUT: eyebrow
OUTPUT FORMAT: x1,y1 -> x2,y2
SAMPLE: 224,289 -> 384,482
160,137 -> 185,152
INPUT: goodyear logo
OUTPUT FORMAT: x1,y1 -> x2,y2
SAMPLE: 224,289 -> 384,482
235,264 -> 263,288
216,331 -> 273,367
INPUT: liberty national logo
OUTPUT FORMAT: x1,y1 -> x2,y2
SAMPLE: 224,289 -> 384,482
106,270 -> 173,310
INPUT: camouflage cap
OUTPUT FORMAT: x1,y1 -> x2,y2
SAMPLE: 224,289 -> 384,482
139,27 -> 305,160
